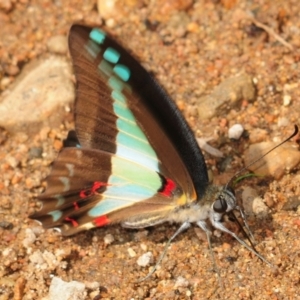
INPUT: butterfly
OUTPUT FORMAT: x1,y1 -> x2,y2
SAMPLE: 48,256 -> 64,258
31,24 -> 274,272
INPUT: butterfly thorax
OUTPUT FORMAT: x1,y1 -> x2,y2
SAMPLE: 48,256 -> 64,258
166,185 -> 237,227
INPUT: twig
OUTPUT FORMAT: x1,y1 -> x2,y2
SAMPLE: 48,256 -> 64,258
248,15 -> 294,51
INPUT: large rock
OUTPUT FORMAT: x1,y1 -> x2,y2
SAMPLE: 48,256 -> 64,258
197,74 -> 256,119
0,56 -> 74,134
244,141 -> 300,179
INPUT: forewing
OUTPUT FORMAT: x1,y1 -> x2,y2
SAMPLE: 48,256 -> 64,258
31,25 -> 209,235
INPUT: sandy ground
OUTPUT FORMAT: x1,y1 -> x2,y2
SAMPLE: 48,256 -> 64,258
0,0 -> 300,299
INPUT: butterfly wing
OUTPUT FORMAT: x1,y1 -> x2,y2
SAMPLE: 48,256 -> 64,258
31,25 -> 209,235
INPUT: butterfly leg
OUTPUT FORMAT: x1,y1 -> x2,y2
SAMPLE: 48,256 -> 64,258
196,221 -> 223,287
138,221 -> 191,281
210,218 -> 273,267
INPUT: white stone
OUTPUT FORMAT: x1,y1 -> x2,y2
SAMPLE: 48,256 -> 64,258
137,252 -> 153,267
174,276 -> 189,288
197,138 -> 223,157
127,247 -> 137,258
22,228 -> 37,247
103,233 -> 114,245
283,94 -> 291,106
47,277 -> 86,300
228,124 -> 244,140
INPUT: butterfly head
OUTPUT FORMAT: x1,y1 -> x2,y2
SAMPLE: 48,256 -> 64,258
212,186 -> 236,215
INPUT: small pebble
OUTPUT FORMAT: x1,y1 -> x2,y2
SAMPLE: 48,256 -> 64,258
47,35 -> 68,54
97,0 -> 121,20
283,94 -> 291,106
0,76 -> 11,89
242,186 -> 258,215
174,276 -> 189,288
5,64 -> 20,76
42,250 -> 59,269
137,252 -> 153,267
6,155 -> 19,168
14,277 -> 26,300
228,124 -> 244,140
277,117 -> 289,127
84,281 -> 100,290
252,197 -> 269,217
127,247 -> 137,258
29,250 -> 45,265
249,128 -> 268,143
22,228 -> 37,248
282,196 -> 300,211
242,186 -> 269,217
140,243 -> 147,251
197,138 -> 223,157
133,229 -> 148,241
0,0 -> 13,12
30,226 -> 44,236
213,230 -> 222,238
103,233 -> 114,245
28,147 -> 43,159
2,247 -> 13,256
0,221 -> 13,230
47,277 -> 86,300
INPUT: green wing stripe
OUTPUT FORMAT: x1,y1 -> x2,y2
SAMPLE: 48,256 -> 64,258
113,100 -> 159,171
89,155 -> 162,217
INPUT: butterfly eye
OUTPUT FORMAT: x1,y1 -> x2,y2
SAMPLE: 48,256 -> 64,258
213,196 -> 228,213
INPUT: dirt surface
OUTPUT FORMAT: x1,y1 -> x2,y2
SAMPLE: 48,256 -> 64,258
1,0 -> 300,299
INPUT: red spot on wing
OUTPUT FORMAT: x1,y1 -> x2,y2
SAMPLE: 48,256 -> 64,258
65,217 -> 79,227
94,215 -> 110,227
80,189 -> 91,198
92,181 -> 107,193
73,202 -> 79,210
160,178 -> 176,197
80,181 -> 109,198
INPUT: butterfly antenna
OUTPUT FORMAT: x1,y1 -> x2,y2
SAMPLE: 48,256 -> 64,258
226,124 -> 299,189
138,222 -> 191,282
221,126 -> 298,267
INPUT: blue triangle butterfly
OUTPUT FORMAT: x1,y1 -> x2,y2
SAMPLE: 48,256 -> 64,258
31,25 -> 276,274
